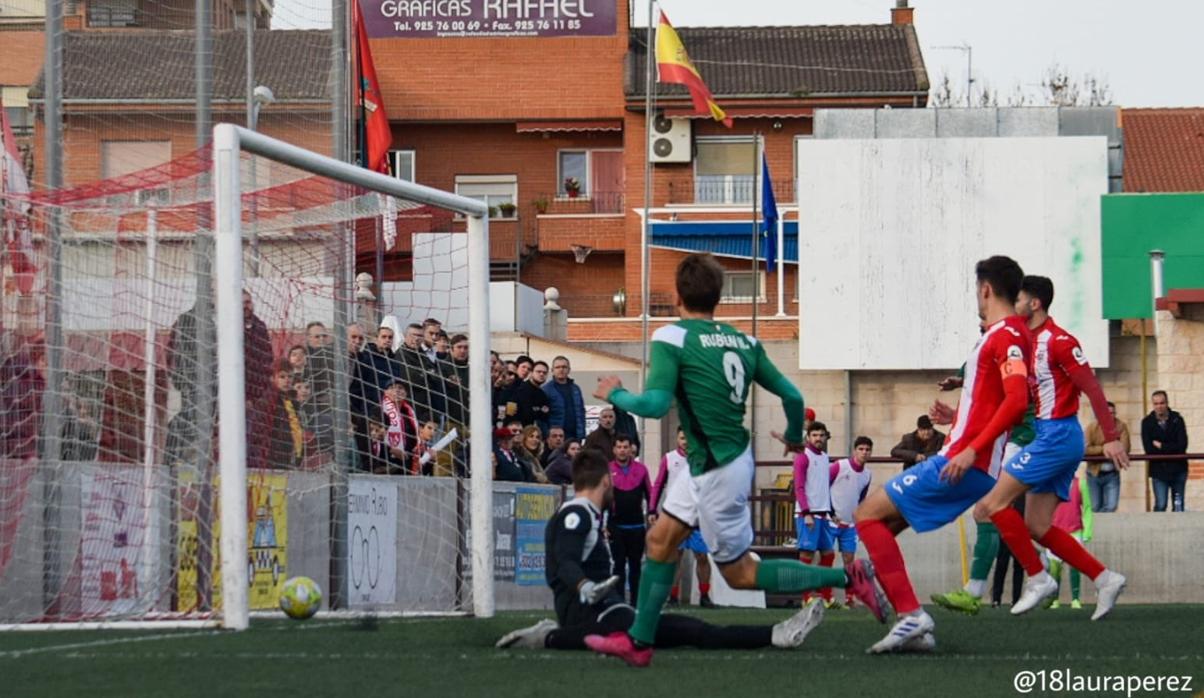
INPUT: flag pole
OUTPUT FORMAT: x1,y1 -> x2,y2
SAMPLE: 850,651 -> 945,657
639,0 -> 655,407
747,132 -> 760,522
775,215 -> 786,316
750,131 -> 759,338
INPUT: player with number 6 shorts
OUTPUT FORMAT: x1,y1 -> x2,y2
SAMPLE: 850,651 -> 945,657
853,256 -> 1033,654
972,275 -> 1129,621
583,253 -> 888,668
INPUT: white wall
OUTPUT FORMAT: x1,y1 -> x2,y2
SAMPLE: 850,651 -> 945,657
380,233 -> 542,334
62,276 -> 335,332
796,136 -> 1110,370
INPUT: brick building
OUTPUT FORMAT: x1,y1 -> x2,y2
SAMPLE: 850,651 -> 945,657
366,0 -> 929,337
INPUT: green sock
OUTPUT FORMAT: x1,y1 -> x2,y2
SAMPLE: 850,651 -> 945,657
628,558 -> 677,646
969,522 -> 999,582
1069,567 -> 1081,600
1049,559 -> 1063,586
753,557 -> 847,593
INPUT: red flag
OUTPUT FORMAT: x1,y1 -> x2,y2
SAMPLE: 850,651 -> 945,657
354,0 -> 392,174
0,96 -> 35,294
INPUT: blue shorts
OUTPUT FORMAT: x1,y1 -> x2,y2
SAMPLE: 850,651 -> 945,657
829,522 -> 859,554
679,529 -> 709,555
796,517 -> 835,552
1004,417 -> 1085,501
884,456 -> 996,533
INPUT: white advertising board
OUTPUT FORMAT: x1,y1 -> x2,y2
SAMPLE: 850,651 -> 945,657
348,478 -> 399,607
796,137 -> 1109,370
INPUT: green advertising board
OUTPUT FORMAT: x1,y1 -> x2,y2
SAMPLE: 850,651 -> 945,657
1101,193 -> 1204,318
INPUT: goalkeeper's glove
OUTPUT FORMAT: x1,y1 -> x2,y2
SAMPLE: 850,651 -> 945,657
578,575 -> 620,605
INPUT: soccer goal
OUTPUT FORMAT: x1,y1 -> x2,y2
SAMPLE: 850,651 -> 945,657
0,125 -> 494,630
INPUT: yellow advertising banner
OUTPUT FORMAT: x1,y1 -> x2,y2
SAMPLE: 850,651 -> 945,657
176,471 -> 289,612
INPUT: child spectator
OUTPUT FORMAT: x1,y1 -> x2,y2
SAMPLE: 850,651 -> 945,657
381,379 -> 420,475
416,419 -> 455,477
254,362 -> 304,470
294,379 -> 332,465
365,419 -> 391,474
287,344 -> 308,383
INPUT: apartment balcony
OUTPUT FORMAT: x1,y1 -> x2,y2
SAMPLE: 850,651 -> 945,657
534,191 -> 625,254
666,178 -> 795,206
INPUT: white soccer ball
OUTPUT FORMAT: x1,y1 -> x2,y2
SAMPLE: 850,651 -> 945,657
279,576 -> 322,620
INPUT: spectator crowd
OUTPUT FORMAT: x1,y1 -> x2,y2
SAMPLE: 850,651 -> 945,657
0,296 -> 1196,520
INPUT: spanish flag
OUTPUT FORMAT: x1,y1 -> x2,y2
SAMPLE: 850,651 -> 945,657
656,11 -> 732,127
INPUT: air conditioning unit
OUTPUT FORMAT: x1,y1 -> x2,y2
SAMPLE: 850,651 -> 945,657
649,115 -> 692,164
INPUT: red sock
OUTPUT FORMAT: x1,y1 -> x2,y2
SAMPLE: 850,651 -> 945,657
855,519 -> 920,615
670,586 -> 679,601
1039,526 -> 1105,580
699,583 -> 711,595
819,552 -> 837,601
990,508 -> 1045,576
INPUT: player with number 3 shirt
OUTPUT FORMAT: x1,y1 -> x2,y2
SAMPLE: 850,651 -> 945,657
973,276 -> 1129,621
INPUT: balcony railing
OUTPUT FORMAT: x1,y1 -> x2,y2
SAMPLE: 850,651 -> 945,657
667,178 -> 795,206
542,191 -> 624,215
88,4 -> 141,26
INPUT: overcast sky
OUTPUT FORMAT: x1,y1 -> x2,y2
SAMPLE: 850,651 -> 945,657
274,0 -> 1204,107
647,0 -> 1204,108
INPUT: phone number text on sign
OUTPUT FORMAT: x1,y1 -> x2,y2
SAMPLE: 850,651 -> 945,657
365,0 -> 615,38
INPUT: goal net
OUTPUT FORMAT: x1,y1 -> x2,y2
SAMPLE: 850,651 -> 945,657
0,125 -> 494,629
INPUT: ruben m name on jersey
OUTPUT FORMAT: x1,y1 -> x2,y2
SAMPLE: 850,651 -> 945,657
699,333 -> 750,350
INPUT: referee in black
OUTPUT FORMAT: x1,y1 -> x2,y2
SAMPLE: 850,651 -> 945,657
497,449 -> 824,653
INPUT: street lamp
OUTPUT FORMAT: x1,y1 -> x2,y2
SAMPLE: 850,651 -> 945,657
248,84 -> 274,276
251,85 -> 275,130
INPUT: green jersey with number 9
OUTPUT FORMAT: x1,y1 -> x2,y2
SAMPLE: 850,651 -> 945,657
645,319 -> 805,476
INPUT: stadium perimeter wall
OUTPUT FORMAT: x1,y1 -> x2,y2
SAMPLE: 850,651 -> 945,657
2,464 -> 1203,618
0,467 -> 557,622
892,512 -> 1204,605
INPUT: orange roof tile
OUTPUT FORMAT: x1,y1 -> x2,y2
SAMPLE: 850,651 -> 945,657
1122,108 -> 1204,192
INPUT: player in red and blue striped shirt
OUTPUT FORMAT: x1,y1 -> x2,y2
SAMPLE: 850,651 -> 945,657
854,256 -> 1032,654
974,276 -> 1130,620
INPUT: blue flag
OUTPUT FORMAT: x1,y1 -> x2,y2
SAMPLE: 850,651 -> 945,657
761,154 -> 778,273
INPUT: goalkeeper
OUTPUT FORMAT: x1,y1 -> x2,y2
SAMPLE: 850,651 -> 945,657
496,449 -> 824,652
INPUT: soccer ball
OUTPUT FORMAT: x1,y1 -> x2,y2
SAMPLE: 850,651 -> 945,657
279,576 -> 322,620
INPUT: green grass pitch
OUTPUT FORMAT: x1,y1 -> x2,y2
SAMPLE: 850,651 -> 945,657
3,605 -> 1202,698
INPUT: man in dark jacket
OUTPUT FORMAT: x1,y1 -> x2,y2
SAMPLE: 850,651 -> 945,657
398,323 -> 444,424
241,290 -> 274,405
584,406 -> 618,457
352,325 -> 399,418
444,334 -> 470,426
1141,390 -> 1189,512
890,415 -> 945,469
543,355 -> 586,441
303,321 -> 336,409
613,407 -> 640,455
513,360 -> 551,433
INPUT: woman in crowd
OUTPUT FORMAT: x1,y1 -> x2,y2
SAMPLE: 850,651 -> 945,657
544,438 -> 580,486
515,424 -> 549,483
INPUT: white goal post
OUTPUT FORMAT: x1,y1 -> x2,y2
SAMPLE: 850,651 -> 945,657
212,124 -> 494,630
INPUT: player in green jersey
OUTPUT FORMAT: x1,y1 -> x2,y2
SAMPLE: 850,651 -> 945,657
584,253 -> 888,668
